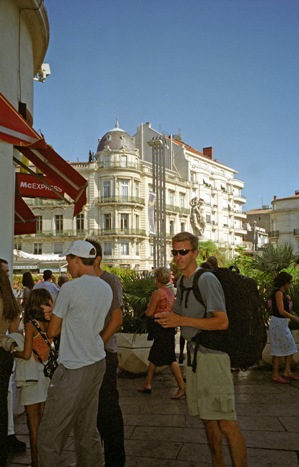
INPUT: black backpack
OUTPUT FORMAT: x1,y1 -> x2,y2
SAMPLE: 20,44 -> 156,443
179,267 -> 266,370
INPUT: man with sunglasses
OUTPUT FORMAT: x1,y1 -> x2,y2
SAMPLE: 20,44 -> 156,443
155,232 -> 247,467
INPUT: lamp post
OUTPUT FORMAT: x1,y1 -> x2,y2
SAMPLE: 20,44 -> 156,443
148,136 -> 166,268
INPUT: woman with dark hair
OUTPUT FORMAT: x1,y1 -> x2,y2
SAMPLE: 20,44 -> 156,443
10,288 -> 53,467
21,272 -> 35,309
0,269 -> 22,465
269,271 -> 299,383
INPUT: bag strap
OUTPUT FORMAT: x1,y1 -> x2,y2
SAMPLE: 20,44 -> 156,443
32,348 -> 45,366
31,320 -> 52,349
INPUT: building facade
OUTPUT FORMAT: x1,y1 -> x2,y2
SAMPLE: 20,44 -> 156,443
269,192 -> 299,250
14,122 -> 247,271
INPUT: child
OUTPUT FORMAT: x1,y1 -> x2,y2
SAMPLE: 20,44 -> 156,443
10,288 -> 53,467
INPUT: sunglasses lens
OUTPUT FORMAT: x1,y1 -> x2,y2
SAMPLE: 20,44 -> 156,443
171,249 -> 192,256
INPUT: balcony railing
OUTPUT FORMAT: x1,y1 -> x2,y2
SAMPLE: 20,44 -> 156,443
98,228 -> 147,237
97,161 -> 142,171
268,230 -> 279,237
97,196 -> 145,205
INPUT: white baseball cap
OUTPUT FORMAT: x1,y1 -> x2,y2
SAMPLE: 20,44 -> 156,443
59,240 -> 96,259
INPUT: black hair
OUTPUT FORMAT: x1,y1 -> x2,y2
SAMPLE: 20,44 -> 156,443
22,272 -> 35,289
274,272 -> 293,289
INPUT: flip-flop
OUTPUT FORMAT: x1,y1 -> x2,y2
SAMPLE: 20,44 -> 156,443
283,374 -> 299,380
272,377 -> 289,384
137,387 -> 152,394
171,389 -> 186,399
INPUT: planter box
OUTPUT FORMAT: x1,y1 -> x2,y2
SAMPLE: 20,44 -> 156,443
262,329 -> 299,365
116,333 -> 152,374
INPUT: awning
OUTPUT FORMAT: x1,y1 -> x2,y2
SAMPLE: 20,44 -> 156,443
0,92 -> 88,221
14,195 -> 37,235
0,93 -> 46,147
15,142 -> 87,216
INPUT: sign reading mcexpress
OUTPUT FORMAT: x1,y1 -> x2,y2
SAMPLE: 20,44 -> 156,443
16,174 -> 64,199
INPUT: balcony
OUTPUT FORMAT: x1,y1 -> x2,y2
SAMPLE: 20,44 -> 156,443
98,228 -> 147,237
97,161 -> 142,171
268,230 -> 279,238
96,196 -> 145,206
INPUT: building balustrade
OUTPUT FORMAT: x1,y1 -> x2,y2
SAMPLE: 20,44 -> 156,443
98,228 -> 147,237
97,195 -> 145,205
97,161 -> 142,171
268,230 -> 280,237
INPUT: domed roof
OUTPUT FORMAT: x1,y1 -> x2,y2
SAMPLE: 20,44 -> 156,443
97,120 -> 136,153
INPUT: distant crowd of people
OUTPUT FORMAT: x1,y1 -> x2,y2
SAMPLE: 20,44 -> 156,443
1,233 -> 299,467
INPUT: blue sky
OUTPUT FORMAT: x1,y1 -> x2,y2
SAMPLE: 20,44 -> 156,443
34,0 -> 299,211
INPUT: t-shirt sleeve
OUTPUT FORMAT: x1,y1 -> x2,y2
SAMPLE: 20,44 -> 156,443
199,272 -> 226,314
52,285 -> 69,319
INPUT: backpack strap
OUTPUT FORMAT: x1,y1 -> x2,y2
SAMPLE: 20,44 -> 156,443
31,320 -> 52,349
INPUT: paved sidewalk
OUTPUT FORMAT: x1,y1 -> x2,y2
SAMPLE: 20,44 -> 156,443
7,362 -> 299,467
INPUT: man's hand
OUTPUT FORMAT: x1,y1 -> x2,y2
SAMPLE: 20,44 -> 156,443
155,312 -> 181,328
41,300 -> 54,321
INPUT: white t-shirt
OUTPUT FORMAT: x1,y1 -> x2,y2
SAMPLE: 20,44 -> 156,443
53,274 -> 112,369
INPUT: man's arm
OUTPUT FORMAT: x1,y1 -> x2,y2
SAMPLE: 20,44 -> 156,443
47,314 -> 63,338
100,307 -> 123,344
155,310 -> 228,330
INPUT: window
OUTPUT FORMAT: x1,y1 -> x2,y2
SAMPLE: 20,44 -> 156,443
223,215 -> 228,227
169,191 -> 175,205
103,180 -> 111,198
104,213 -> 112,230
120,179 -> 129,197
36,216 -> 43,234
102,155 -> 110,168
120,242 -> 129,255
179,193 -> 185,209
55,215 -> 63,233
170,220 -> 174,235
33,243 -> 42,255
180,222 -> 185,232
135,242 -> 140,255
120,155 -> 127,168
76,213 -> 84,232
135,214 -> 139,230
206,214 -> 211,224
134,181 -> 140,199
14,242 -> 22,251
120,213 -> 129,230
54,243 -> 63,254
103,242 -> 112,255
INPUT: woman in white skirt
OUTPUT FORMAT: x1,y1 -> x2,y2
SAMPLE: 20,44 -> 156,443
10,289 -> 53,467
269,272 -> 299,383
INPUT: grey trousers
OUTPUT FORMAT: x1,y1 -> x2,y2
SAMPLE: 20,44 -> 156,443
37,359 -> 106,467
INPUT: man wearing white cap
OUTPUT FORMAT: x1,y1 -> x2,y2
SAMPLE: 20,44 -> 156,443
37,240 -> 112,467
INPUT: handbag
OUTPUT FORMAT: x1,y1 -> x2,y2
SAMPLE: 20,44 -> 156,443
31,320 -> 59,379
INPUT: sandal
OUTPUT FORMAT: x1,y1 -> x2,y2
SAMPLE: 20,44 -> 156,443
283,374 -> 299,380
137,386 -> 152,394
171,388 -> 185,399
272,377 -> 289,384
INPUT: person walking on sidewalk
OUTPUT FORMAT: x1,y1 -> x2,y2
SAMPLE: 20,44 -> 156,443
155,232 -> 248,467
138,267 -> 185,399
87,238 -> 125,467
269,271 -> 299,383
37,240 -> 112,467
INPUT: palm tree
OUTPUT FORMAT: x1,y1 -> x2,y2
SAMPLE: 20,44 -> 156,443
120,271 -> 156,333
249,243 -> 298,277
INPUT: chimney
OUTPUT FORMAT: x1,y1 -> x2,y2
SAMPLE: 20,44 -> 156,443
203,147 -> 213,159
273,195 -> 277,200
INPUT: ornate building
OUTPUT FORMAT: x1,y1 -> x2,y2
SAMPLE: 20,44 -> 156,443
14,121 -> 247,271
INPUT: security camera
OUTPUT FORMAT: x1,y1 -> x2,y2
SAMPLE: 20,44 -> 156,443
34,63 -> 51,83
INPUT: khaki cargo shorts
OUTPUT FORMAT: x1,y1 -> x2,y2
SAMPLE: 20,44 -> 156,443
186,351 -> 236,420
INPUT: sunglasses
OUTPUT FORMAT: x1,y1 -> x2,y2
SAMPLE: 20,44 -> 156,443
171,249 -> 194,257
